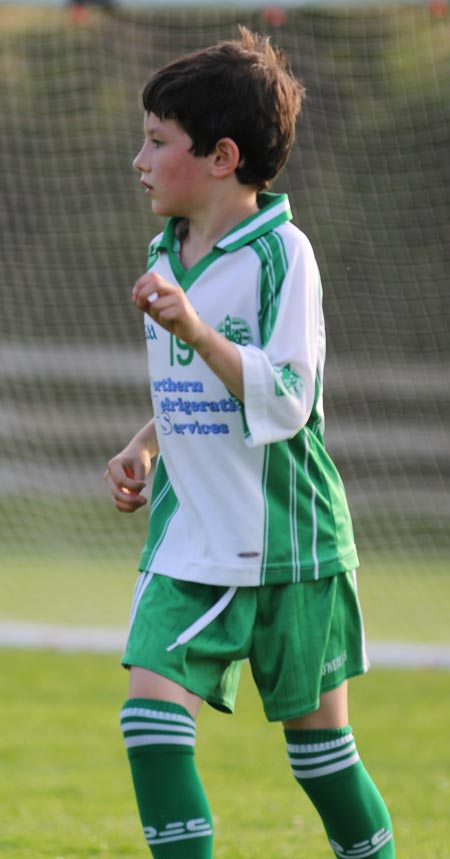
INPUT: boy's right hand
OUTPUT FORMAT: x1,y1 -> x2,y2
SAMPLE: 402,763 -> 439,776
104,446 -> 151,513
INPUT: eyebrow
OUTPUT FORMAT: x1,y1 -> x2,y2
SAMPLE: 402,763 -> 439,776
143,118 -> 165,134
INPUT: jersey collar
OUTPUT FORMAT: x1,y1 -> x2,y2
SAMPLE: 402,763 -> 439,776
215,192 -> 292,251
154,192 -> 292,256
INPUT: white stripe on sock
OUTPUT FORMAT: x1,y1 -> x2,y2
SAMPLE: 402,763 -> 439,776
288,741 -> 357,768
122,720 -> 196,737
292,750 -> 360,779
286,733 -> 355,754
124,734 -> 196,749
121,706 -> 195,729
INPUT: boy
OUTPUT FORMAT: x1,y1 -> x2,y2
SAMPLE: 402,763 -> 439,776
104,27 -> 395,859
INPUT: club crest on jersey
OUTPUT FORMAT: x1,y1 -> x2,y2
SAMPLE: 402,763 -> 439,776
217,315 -> 253,345
274,363 -> 304,397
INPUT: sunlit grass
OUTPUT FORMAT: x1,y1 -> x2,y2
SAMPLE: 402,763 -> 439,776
1,547 -> 449,643
0,653 -> 449,858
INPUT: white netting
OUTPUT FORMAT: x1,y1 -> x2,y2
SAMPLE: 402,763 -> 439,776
0,4 -> 449,645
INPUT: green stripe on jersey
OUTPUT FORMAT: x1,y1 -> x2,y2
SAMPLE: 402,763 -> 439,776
139,456 -> 179,572
252,231 -> 289,347
261,429 -> 358,584
261,433 -> 308,584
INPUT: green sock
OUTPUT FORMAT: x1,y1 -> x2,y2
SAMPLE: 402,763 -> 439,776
285,726 -> 395,858
121,698 -> 213,858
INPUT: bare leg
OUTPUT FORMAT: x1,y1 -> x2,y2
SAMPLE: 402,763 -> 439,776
283,680 -> 348,730
122,667 -> 212,856
129,666 -> 203,719
283,680 -> 395,857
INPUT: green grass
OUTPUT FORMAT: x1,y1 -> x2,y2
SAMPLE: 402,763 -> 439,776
1,548 -> 449,644
0,653 -> 449,858
1,495 -> 449,643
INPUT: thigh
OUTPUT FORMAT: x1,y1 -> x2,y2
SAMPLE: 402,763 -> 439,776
122,572 -> 253,715
128,666 -> 203,720
283,681 -> 348,730
251,571 -> 368,723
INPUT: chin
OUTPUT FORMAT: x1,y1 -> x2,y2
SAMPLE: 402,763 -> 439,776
152,200 -> 174,217
152,198 -> 186,219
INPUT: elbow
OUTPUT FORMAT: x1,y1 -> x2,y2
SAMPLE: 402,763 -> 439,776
244,396 -> 314,449
286,397 -> 314,437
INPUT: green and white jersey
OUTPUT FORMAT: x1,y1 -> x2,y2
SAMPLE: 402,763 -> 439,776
139,192 -> 358,586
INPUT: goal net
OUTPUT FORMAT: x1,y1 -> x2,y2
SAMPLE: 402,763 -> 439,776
1,2 -> 449,654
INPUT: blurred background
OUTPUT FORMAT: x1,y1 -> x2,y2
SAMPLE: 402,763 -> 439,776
0,0 -> 449,657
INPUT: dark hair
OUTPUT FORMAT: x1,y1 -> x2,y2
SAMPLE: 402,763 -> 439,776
141,27 -> 305,190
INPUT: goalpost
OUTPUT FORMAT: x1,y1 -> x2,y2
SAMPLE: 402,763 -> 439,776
0,0 -> 449,661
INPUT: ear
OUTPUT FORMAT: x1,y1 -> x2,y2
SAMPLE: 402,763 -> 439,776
210,137 -> 241,179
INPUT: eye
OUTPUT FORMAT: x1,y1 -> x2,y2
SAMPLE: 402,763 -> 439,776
150,138 -> 162,149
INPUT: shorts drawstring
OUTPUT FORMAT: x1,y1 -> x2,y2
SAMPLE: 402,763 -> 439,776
166,586 -> 237,652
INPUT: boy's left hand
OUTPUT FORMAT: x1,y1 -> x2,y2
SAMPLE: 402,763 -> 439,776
132,272 -> 204,347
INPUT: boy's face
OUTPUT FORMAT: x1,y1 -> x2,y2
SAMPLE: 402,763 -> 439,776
133,112 -> 210,218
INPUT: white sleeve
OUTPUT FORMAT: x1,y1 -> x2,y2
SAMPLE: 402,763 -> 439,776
235,232 -> 322,448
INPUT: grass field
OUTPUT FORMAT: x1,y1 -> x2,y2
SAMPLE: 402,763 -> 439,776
0,652 -> 449,859
1,548 -> 449,644
1,493 -> 449,644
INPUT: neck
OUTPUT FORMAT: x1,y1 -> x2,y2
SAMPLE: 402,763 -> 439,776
180,189 -> 259,269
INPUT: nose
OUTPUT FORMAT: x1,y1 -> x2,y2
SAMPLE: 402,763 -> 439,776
133,143 -> 149,174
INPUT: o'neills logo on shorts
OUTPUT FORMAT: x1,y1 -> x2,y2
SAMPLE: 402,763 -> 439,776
322,650 -> 347,676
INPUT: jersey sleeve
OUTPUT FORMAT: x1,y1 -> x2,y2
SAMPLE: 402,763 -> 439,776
235,231 -> 322,448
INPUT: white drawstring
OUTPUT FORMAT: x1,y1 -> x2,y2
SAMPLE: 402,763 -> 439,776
166,586 -> 237,652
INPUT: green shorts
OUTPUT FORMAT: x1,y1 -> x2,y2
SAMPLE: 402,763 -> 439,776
122,571 -> 369,722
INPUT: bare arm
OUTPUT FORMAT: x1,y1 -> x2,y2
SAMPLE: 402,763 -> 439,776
132,271 -> 244,402
190,323 -> 244,402
106,272 -> 244,512
104,418 -> 159,513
